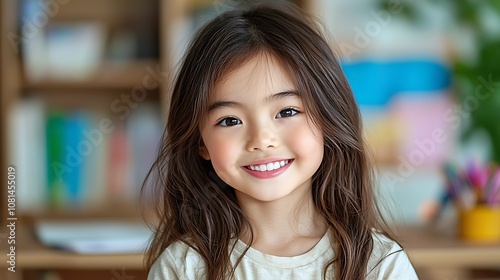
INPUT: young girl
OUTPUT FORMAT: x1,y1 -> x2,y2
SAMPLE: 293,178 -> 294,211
143,3 -> 418,280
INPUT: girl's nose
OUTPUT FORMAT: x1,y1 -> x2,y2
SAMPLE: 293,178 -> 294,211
245,126 -> 279,152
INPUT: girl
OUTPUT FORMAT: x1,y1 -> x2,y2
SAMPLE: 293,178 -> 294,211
143,3 -> 418,280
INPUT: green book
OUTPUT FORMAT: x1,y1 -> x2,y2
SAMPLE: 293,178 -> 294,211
46,111 -> 66,208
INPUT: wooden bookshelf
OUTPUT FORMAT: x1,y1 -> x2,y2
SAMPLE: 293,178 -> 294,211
0,0 -> 166,279
22,59 -> 160,91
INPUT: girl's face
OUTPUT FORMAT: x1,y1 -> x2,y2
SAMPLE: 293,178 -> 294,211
200,54 -> 324,203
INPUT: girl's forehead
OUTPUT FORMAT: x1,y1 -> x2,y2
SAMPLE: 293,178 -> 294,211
212,53 -> 297,100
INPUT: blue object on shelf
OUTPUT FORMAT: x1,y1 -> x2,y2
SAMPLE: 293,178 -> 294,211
341,59 -> 452,106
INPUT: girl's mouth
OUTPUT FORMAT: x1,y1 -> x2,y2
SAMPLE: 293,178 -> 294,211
245,160 -> 291,172
243,159 -> 294,179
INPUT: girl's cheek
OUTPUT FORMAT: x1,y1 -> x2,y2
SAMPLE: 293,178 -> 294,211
287,123 -> 323,153
210,135 -> 239,162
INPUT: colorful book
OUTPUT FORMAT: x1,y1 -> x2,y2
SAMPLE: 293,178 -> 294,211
63,111 -> 90,208
46,111 -> 67,208
107,123 -> 132,199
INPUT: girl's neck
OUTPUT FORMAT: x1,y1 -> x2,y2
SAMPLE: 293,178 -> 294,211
237,184 -> 328,256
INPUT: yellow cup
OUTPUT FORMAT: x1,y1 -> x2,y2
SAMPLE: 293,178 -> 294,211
459,205 -> 500,242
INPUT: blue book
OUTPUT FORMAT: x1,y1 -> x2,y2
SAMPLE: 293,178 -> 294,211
64,112 -> 89,207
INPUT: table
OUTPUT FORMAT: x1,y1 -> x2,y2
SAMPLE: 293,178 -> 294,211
396,225 -> 500,279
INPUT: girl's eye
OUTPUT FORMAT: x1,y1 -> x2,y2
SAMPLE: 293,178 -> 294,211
276,108 -> 299,118
217,117 -> 242,127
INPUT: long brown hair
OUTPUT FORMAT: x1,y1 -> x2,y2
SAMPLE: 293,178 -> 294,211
142,3 -> 396,280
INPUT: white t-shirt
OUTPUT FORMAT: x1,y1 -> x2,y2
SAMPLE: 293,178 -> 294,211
148,230 -> 419,279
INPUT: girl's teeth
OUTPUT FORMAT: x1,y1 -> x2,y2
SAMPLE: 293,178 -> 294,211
259,164 -> 266,171
266,163 -> 273,170
248,160 -> 289,172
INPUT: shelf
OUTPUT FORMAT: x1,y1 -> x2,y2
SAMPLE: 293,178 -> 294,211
18,200 -> 147,223
395,225 -> 500,268
22,59 -> 161,91
1,225 -> 144,270
21,231 -> 143,269
1,0 -> 162,277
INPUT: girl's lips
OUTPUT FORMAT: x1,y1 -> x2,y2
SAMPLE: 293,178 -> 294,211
242,159 -> 294,179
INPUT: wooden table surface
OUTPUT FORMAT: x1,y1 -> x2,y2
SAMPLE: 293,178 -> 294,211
2,224 -> 500,270
395,225 -> 500,269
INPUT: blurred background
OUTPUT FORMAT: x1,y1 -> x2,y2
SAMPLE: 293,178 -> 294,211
1,0 -> 499,279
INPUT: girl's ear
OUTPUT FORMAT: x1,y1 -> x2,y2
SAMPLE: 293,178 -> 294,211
199,145 -> 211,160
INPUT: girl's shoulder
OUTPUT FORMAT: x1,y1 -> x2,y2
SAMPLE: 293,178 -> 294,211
148,240 -> 206,280
371,231 -> 403,257
161,239 -> 201,261
367,231 -> 419,279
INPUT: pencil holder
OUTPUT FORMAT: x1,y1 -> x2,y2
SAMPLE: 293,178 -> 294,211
459,205 -> 500,242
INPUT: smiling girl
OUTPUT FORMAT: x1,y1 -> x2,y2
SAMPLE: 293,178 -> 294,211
144,3 -> 418,280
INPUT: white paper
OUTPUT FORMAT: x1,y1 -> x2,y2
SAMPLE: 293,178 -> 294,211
35,220 -> 153,254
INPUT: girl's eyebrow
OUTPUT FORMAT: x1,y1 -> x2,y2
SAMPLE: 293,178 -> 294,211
208,90 -> 300,113
266,90 -> 300,102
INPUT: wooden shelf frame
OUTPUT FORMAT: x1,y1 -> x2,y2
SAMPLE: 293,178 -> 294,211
22,59 -> 161,91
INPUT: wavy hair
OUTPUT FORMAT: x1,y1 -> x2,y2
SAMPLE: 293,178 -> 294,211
142,3 -> 396,280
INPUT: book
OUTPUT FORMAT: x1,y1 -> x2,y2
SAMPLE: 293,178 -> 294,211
126,104 -> 162,196
82,111 -> 109,208
46,111 -> 67,208
107,123 -> 132,199
63,111 -> 90,208
7,98 -> 47,212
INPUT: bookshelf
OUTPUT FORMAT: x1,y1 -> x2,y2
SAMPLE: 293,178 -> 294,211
22,60 -> 159,91
0,0 -> 166,279
1,0 -> 163,214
